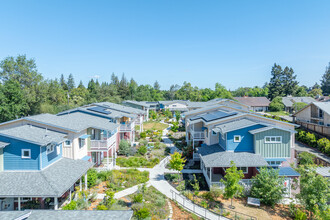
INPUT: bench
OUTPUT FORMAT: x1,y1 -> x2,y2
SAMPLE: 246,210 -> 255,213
247,197 -> 260,207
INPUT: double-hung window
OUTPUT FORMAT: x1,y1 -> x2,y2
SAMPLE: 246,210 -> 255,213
46,144 -> 55,155
21,149 -> 31,159
265,136 -> 282,143
267,161 -> 281,166
237,167 -> 248,174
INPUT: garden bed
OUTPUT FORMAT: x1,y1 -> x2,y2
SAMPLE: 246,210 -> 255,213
143,121 -> 168,131
116,156 -> 159,168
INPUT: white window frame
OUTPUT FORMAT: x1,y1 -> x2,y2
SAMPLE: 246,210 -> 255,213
79,138 -> 85,149
233,135 -> 241,143
64,140 -> 71,147
267,161 -> 282,166
46,144 -> 55,155
21,149 -> 31,159
264,136 -> 282,144
56,145 -> 61,155
238,167 -> 248,174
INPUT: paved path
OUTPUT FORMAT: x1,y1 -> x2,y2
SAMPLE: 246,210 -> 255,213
295,141 -> 330,163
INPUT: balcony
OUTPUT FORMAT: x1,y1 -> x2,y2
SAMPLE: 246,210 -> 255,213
90,134 -> 116,152
119,122 -> 134,132
190,128 -> 205,139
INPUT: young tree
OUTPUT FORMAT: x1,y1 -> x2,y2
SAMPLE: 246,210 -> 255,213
292,102 -> 307,112
250,167 -> 286,207
175,110 -> 181,122
296,165 -> 330,217
220,161 -> 244,209
118,140 -> 131,156
321,62 -> 330,95
169,152 -> 186,172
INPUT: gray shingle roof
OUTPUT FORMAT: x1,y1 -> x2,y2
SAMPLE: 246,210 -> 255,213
0,141 -> 9,148
197,145 -> 268,167
96,102 -> 145,115
0,210 -> 133,220
312,102 -> 330,115
316,167 -> 330,177
28,112 -> 119,133
0,125 -> 67,146
122,100 -> 150,108
234,97 -> 270,107
282,97 -> 316,107
0,158 -> 93,197
212,119 -> 260,134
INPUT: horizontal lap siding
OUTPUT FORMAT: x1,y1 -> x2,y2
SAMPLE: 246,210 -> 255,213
254,128 -> 291,158
41,143 -> 62,169
0,135 -> 40,170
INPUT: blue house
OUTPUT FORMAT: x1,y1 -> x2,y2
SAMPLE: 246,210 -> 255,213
0,125 -> 93,211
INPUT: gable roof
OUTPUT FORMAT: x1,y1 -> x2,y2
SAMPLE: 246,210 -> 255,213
197,145 -> 268,167
0,125 -> 67,146
27,112 -> 119,133
122,100 -> 149,108
234,97 -> 270,107
0,141 -> 9,148
0,210 -> 133,220
282,97 -> 316,107
0,158 -> 93,197
312,102 -> 330,114
95,102 -> 146,115
190,110 -> 238,122
212,119 -> 261,134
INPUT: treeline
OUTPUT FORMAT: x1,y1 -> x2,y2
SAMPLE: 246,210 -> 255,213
0,55 -> 329,122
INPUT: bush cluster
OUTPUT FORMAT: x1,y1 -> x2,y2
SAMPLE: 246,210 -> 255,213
296,129 -> 330,155
116,156 -> 159,168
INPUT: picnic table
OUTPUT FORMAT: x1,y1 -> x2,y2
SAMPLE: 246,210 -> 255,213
247,197 -> 260,207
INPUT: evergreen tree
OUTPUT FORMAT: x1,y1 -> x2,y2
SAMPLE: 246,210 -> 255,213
67,73 -> 75,92
321,62 -> 330,95
153,80 -> 160,90
60,74 -> 68,90
282,66 -> 298,96
268,63 -> 284,100
78,80 -> 85,89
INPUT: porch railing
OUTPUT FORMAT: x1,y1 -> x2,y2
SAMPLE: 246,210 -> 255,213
90,135 -> 116,151
119,122 -> 134,132
211,179 -> 254,190
190,129 -> 205,139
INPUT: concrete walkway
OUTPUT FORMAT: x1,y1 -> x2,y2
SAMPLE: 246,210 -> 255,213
295,141 -> 330,163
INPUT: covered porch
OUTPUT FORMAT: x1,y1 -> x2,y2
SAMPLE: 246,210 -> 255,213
0,158 -> 93,211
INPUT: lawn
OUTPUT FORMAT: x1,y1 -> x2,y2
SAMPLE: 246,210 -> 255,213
143,121 -> 168,131
267,111 -> 290,116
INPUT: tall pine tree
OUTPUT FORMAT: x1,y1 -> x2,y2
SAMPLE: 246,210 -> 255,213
321,62 -> 330,95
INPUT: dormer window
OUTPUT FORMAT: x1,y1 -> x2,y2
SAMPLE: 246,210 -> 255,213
21,149 -> 31,159
46,144 -> 55,155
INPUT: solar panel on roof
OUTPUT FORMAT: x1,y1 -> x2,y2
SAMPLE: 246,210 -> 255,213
190,111 -> 237,122
87,106 -> 111,115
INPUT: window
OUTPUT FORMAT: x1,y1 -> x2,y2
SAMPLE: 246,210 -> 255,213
267,161 -> 282,166
237,167 -> 248,174
21,149 -> 31,159
56,145 -> 61,154
264,136 -> 282,143
234,135 -> 241,143
212,131 -> 217,136
64,140 -> 71,146
46,144 -> 55,154
319,108 -> 324,118
79,138 -> 85,148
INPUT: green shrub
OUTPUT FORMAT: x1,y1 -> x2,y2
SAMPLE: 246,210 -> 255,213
87,169 -> 98,187
97,170 -> 112,182
298,152 -> 315,165
133,193 -> 143,203
305,132 -> 317,147
176,181 -> 185,192
317,138 -> 330,154
138,145 -> 148,155
135,207 -> 150,219
294,208 -> 307,220
96,204 -> 108,210
62,200 -> 77,210
140,132 -> 146,139
164,173 -> 180,182
118,140 -> 131,155
269,97 -> 284,112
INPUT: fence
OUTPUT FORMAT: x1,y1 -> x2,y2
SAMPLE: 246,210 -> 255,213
296,121 -> 330,138
170,189 -> 256,220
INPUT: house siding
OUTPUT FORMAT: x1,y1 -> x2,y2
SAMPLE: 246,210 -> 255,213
0,148 -> 3,172
0,136 -> 40,170
219,133 -> 226,150
226,124 -> 265,152
254,128 -> 291,158
41,143 -> 62,169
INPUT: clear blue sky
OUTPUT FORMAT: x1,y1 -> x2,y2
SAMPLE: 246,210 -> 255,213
0,0 -> 329,90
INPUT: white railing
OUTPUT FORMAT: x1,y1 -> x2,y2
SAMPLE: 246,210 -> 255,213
190,129 -> 205,139
90,135 -> 116,151
119,122 -> 134,132
211,179 -> 254,190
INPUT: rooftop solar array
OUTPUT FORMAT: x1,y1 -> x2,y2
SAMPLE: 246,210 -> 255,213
190,110 -> 237,122
87,106 -> 111,115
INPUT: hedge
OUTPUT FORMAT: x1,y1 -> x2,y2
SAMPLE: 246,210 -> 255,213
296,129 -> 330,156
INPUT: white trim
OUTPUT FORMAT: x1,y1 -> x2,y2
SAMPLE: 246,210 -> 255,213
21,149 -> 31,159
46,144 -> 55,155
233,135 -> 241,142
64,140 -> 71,147
238,167 -> 248,174
264,136 -> 282,144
